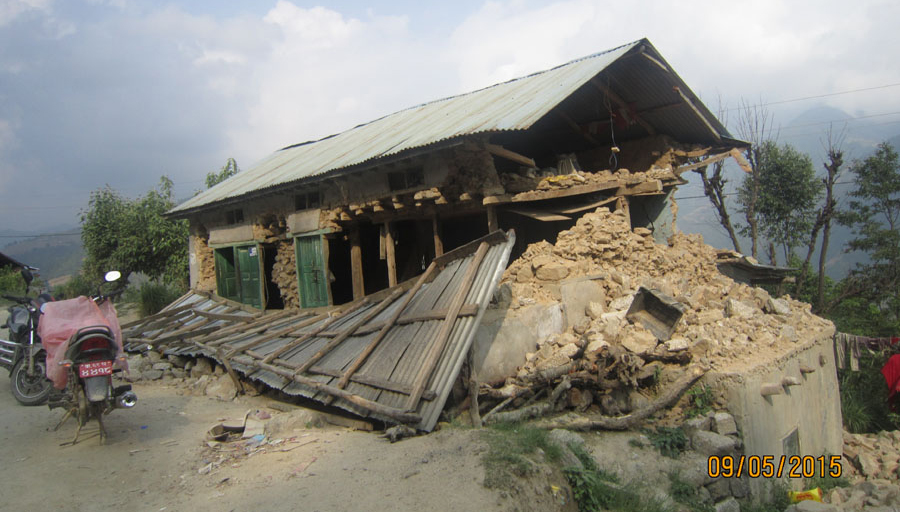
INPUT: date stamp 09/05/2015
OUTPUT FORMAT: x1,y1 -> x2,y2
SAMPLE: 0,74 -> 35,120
707,455 -> 843,479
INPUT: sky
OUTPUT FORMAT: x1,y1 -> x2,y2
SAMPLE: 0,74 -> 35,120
2,0 -> 900,234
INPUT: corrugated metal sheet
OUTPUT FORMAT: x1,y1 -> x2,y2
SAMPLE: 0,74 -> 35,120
170,40 -> 647,215
123,230 -> 516,432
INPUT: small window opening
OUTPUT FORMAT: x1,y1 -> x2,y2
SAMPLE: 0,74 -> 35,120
387,168 -> 424,192
295,191 -> 321,210
225,209 -> 244,225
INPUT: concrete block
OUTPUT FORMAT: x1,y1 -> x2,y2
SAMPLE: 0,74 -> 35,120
471,303 -> 564,382
560,277 -> 605,329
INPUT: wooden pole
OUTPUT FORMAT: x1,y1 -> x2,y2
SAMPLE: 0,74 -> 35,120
350,226 -> 365,300
432,215 -> 443,257
486,205 -> 499,232
385,221 -> 397,287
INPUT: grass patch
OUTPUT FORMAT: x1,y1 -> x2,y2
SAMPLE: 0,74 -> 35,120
685,385 -> 714,418
480,422 -> 562,489
642,426 -> 688,459
564,468 -> 673,512
135,281 -> 184,317
806,470 -> 850,494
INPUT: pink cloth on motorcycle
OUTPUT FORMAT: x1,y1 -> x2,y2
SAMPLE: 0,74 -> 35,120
37,296 -> 126,389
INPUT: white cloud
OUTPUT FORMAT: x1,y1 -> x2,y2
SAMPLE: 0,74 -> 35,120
0,0 -> 51,27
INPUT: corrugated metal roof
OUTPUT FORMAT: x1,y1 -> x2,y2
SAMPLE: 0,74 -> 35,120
170,40 -> 647,215
123,230 -> 516,432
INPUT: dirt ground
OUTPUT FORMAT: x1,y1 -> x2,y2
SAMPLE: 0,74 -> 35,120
0,372 -> 558,512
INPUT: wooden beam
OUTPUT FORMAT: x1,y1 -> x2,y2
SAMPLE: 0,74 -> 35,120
259,299 -> 370,364
616,179 -> 662,196
730,148 -> 753,173
316,304 -> 480,337
485,143 -> 536,168
191,310 -> 260,323
335,261 -> 438,392
405,241 -> 490,411
201,310 -> 298,347
432,215 -> 443,257
673,86 -> 722,142
385,222 -> 397,287
589,78 -> 656,135
294,288 -> 405,374
674,151 -> 733,174
273,360 -> 438,400
350,227 -> 365,300
225,311 -> 333,359
556,111 -> 600,145
486,205 -> 499,232
510,179 -> 621,203
257,361 -> 422,424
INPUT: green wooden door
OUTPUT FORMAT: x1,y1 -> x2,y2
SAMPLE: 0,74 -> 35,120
235,245 -> 263,308
296,235 -> 329,308
214,248 -> 240,302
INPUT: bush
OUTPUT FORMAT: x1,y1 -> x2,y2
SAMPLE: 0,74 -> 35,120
0,266 -> 25,295
53,273 -> 99,300
839,349 -> 899,433
137,281 -> 184,317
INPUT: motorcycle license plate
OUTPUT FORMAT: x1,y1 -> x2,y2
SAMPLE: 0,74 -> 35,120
79,360 -> 112,378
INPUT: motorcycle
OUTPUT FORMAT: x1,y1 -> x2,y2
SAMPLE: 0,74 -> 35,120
38,270 -> 137,444
0,266 -> 55,405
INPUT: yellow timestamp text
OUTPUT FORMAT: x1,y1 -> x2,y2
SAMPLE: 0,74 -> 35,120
707,455 -> 842,479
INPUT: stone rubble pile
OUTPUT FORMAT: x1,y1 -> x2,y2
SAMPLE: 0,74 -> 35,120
124,351 -> 254,401
486,205 -> 832,416
842,430 -> 900,483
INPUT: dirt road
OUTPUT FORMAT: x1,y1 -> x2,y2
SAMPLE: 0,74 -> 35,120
0,373 -> 530,512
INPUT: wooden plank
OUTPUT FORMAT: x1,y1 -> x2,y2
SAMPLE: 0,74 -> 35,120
256,361 -> 422,424
616,179 -> 662,196
304,364 -> 437,400
556,196 -> 617,215
589,78 -> 656,135
432,215 -> 443,257
145,325 -> 219,347
617,196 -> 631,227
404,241 -> 490,411
257,299 -> 370,363
192,310 -> 260,323
224,311 -> 330,358
294,288 -> 404,374
350,227 -> 365,300
335,261 -> 437,392
201,309 -> 298,347
346,303 -> 479,337
385,222 -> 397,287
510,179 -> 621,202
485,143 -> 536,168
674,151 -> 732,174
507,208 -> 571,222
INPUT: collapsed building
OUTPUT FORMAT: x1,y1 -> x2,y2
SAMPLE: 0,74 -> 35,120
128,37 -> 844,498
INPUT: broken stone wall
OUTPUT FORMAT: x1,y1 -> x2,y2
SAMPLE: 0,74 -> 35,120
193,234 -> 216,292
272,240 -> 299,309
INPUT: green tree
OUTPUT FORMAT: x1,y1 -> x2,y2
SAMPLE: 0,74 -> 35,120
205,157 -> 239,188
738,141 -> 822,265
81,176 -> 189,287
834,142 -> 900,334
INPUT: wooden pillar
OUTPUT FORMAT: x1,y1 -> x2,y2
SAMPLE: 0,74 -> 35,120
350,227 -> 365,299
385,221 -> 397,287
432,215 -> 443,257
486,205 -> 499,232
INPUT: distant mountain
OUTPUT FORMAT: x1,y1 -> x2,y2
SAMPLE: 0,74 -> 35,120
2,229 -> 83,280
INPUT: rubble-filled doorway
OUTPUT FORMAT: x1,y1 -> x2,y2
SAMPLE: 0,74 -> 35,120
295,234 -> 330,308
261,244 -> 284,310
326,233 -> 353,306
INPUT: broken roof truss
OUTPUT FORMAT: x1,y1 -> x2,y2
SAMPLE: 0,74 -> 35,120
123,230 -> 516,432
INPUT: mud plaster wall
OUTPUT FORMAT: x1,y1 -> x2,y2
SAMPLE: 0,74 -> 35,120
714,328 -> 842,496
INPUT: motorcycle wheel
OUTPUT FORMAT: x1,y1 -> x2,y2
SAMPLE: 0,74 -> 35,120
10,356 -> 52,406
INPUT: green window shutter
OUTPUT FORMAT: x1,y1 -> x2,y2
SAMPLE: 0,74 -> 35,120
214,248 -> 239,301
235,245 -> 262,309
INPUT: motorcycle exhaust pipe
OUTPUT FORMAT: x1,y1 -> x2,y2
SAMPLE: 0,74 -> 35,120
116,391 -> 137,408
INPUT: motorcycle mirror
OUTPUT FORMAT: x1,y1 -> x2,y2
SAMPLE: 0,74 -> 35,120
40,302 -> 48,314
104,270 -> 122,283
